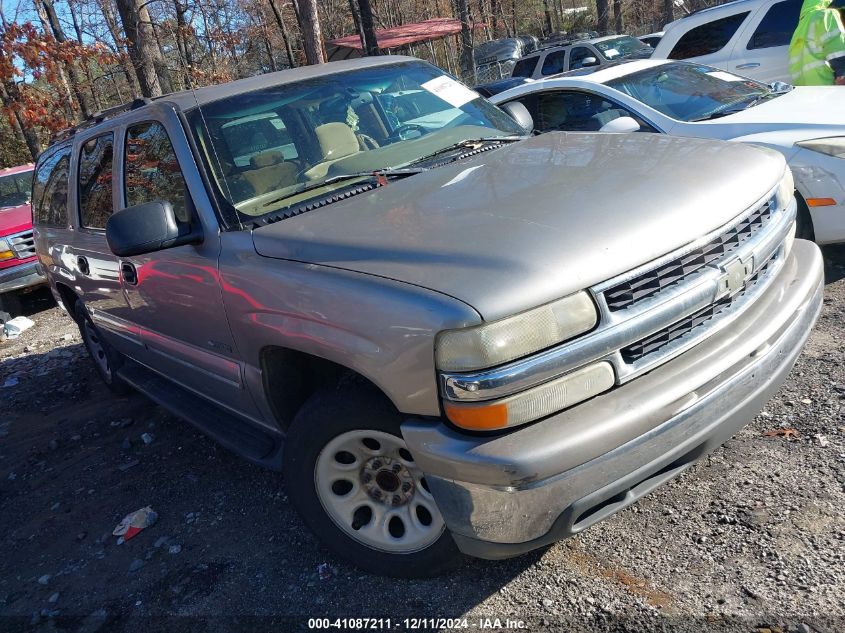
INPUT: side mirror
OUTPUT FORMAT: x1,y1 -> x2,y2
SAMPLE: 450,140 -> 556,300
581,57 -> 599,67
500,101 -> 534,134
599,116 -> 641,133
106,201 -> 201,257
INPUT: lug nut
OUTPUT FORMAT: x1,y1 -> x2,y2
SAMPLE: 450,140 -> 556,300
362,473 -> 372,483
392,463 -> 402,473
402,482 -> 412,492
392,495 -> 401,505
372,460 -> 382,469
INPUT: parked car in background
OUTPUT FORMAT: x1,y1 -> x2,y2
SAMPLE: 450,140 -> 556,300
491,59 -> 845,243
474,76 -> 533,98
638,31 -> 664,48
34,56 -> 822,577
510,35 -> 654,79
652,0 -> 802,84
0,164 -> 45,315
474,36 -> 539,83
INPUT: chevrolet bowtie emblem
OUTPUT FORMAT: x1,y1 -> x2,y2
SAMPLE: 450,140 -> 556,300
717,256 -> 754,298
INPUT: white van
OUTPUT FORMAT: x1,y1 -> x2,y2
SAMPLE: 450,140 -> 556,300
652,0 -> 802,84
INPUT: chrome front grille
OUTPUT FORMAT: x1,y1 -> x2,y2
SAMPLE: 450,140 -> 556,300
8,230 -> 35,259
620,253 -> 777,363
604,199 -> 773,311
440,186 -> 794,403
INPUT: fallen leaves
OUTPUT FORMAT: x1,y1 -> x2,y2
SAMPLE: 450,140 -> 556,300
762,428 -> 800,439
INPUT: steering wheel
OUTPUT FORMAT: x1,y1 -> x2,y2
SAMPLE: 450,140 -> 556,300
385,124 -> 429,144
357,133 -> 380,150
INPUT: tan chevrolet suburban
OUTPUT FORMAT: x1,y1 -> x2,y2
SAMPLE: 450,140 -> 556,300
33,56 -> 823,577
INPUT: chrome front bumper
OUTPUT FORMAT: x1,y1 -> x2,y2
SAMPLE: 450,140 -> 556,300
401,240 -> 824,559
0,260 -> 46,294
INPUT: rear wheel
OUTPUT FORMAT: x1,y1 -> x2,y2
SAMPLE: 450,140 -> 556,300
283,381 -> 463,577
75,301 -> 130,395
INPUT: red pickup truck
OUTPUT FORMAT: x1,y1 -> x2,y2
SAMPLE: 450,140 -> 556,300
0,163 -> 45,315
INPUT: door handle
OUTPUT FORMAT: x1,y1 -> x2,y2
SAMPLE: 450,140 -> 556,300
121,262 -> 138,285
735,63 -> 760,69
77,256 -> 89,276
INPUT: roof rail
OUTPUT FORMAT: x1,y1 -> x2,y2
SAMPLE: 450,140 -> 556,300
48,97 -> 151,146
680,0 -> 748,19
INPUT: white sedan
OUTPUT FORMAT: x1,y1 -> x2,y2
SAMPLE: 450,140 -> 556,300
490,59 -> 845,244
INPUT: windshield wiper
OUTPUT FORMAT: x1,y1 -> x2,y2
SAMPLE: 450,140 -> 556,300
691,93 -> 772,121
261,167 -> 426,209
407,136 -> 524,167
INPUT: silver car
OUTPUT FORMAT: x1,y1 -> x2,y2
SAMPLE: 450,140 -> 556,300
34,56 -> 822,577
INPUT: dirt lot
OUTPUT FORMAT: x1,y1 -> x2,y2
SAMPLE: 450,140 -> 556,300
1,247 -> 844,633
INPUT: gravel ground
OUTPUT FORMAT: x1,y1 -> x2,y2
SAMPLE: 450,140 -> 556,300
1,247 -> 844,633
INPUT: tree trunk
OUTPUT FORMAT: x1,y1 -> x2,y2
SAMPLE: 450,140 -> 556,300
268,0 -> 297,67
663,0 -> 674,26
596,0 -> 610,34
614,0 -> 623,33
358,0 -> 379,56
98,0 -> 141,95
174,0 -> 196,87
0,72 -> 41,160
297,0 -> 325,64
38,0 -> 94,118
347,0 -> 366,50
455,0 -> 475,83
490,0 -> 498,38
542,0 -> 554,35
115,0 -> 165,97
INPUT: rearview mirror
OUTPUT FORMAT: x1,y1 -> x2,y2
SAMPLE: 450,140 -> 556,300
500,101 -> 534,134
599,116 -> 641,133
581,57 -> 599,67
106,201 -> 202,257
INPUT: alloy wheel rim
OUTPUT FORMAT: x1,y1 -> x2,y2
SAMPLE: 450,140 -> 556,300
315,429 -> 445,553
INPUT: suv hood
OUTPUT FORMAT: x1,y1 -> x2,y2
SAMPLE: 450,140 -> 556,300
0,203 -> 34,236
253,133 -> 784,321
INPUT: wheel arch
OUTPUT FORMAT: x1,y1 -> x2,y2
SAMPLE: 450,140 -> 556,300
260,345 -> 400,432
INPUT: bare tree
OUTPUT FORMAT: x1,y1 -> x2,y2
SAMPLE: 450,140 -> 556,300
614,0 -> 623,33
297,0 -> 325,64
596,0 -> 610,34
455,0 -> 474,83
663,0 -> 675,28
115,0 -> 165,97
358,0 -> 379,56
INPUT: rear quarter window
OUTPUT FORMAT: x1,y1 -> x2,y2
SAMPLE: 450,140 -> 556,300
669,12 -> 751,59
511,57 -> 538,78
747,0 -> 802,49
33,146 -> 72,227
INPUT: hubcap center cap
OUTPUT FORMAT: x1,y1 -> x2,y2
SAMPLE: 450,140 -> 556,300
361,456 -> 415,506
375,470 -> 400,492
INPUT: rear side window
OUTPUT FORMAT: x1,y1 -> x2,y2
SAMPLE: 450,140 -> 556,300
669,12 -> 751,59
747,0 -> 801,49
511,57 -> 538,78
541,50 -> 567,75
125,121 -> 189,222
33,146 -> 71,227
78,134 -> 115,229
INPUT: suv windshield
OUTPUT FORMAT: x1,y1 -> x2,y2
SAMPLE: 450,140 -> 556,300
594,36 -> 653,60
0,170 -> 33,209
188,61 -> 524,220
607,62 -> 778,122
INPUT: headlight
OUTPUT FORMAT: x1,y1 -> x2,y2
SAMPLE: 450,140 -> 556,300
435,291 -> 598,372
796,136 -> 845,159
444,361 -> 615,430
0,238 -> 13,261
774,167 -> 795,211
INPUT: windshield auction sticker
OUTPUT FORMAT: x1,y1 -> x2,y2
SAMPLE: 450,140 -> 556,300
421,76 -> 480,108
706,70 -> 743,82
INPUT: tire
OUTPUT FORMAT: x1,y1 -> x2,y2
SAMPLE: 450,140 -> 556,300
795,196 -> 816,242
283,379 -> 464,578
0,292 -> 22,318
74,301 -> 131,395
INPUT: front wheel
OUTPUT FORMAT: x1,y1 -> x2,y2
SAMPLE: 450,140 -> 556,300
283,381 -> 463,577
